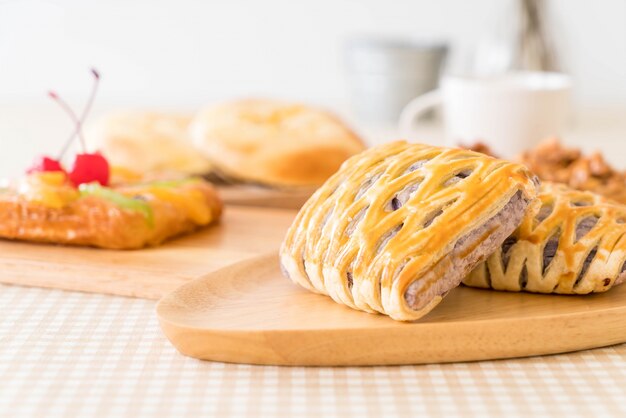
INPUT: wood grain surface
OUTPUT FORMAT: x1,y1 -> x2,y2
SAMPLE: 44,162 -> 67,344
0,206 -> 297,299
158,253 -> 626,366
217,184 -> 313,209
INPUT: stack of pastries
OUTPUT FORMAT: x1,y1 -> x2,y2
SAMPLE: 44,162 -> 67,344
87,106 -> 626,314
279,140 -> 626,321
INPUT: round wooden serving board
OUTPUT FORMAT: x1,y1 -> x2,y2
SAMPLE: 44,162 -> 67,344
157,253 -> 626,366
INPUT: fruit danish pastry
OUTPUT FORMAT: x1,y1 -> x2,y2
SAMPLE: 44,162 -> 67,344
280,141 -> 539,321
0,69 -> 222,250
464,182 -> 626,294
0,173 -> 222,250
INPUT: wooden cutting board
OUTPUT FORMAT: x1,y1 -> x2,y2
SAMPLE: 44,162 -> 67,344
0,206 -> 297,299
158,253 -> 626,366
217,184 -> 313,209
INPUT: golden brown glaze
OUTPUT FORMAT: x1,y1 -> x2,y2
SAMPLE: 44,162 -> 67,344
280,141 -> 538,321
465,182 -> 626,294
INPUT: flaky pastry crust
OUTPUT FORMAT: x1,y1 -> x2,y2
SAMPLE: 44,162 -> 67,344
280,141 -> 539,321
464,182 -> 626,294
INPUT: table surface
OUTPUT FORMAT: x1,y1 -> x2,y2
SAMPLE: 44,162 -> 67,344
2,104 -> 626,417
2,283 -> 626,418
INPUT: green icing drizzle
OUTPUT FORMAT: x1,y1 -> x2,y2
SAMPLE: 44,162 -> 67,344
79,183 -> 154,227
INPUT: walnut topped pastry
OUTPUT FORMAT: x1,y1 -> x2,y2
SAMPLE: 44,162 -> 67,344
464,182 -> 626,294
280,141 -> 539,321
518,138 -> 626,204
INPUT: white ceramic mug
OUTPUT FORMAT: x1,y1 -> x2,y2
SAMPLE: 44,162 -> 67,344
399,72 -> 572,157
345,38 -> 447,124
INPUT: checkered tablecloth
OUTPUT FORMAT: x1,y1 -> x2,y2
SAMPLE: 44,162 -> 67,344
1,283 -> 625,418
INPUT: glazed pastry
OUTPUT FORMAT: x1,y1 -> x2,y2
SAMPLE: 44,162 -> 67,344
0,172 -> 222,249
90,111 -> 213,175
3,71 -> 221,249
280,141 -> 539,321
464,182 -> 626,294
189,99 -> 365,187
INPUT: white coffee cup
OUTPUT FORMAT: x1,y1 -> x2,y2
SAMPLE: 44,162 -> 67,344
399,71 -> 572,157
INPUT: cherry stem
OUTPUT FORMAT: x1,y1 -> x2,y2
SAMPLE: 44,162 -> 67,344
50,91 -> 87,155
53,68 -> 101,159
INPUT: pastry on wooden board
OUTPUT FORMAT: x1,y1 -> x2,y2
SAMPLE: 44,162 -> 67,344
91,111 -> 213,175
190,99 -> 366,187
280,141 -> 539,321
464,182 -> 626,294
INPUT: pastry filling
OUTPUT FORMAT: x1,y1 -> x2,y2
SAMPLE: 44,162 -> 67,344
539,216 -> 602,287
535,203 -> 554,223
404,190 -> 529,311
574,215 -> 600,242
384,180 -> 422,212
574,246 -> 598,287
501,236 -> 517,268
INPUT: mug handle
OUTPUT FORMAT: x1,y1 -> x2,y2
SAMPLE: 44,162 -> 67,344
398,90 -> 442,136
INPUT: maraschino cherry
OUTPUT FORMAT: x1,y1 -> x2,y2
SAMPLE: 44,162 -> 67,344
27,68 -> 110,186
69,152 -> 110,186
26,156 -> 64,174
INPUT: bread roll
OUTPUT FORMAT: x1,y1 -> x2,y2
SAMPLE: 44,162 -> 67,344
91,111 -> 212,175
190,99 -> 365,187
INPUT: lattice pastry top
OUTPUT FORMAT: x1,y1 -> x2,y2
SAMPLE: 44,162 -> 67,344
280,141 -> 539,321
464,182 -> 626,294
